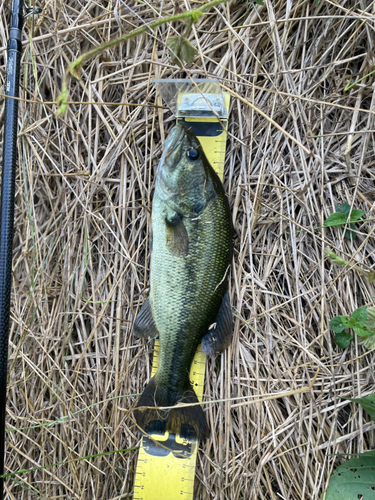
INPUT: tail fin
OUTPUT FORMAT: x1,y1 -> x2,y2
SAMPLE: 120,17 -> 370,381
133,376 -> 209,441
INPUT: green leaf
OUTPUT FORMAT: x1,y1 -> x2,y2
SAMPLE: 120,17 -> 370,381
329,204 -> 365,238
345,394 -> 375,421
353,325 -> 372,337
325,450 -> 375,500
167,36 -> 198,68
254,0 -> 264,4
334,331 -> 353,349
335,202 -> 351,216
324,213 -> 347,227
326,204 -> 365,237
346,318 -> 357,328
351,306 -> 368,324
349,209 -> 366,222
329,316 -> 349,333
345,223 -> 357,240
341,317 -> 351,327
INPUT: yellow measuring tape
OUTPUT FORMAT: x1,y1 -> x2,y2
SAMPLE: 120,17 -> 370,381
133,93 -> 230,500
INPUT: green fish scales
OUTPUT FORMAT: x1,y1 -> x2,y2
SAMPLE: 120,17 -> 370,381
133,123 -> 233,441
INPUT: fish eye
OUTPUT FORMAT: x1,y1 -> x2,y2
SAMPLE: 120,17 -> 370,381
187,148 -> 200,160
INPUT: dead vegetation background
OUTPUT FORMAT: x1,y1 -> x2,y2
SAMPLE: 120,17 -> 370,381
0,0 -> 375,498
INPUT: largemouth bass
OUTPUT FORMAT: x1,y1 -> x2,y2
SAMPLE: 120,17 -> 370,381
133,122 -> 233,441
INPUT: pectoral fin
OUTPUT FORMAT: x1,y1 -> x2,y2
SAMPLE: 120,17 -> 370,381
202,289 -> 233,355
133,297 -> 159,339
165,214 -> 189,257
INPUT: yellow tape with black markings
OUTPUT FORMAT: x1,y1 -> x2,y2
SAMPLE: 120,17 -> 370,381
133,92 -> 230,500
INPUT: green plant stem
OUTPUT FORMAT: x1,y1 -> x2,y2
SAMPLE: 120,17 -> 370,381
324,249 -> 375,282
345,66 -> 375,91
58,0 -> 231,114
315,217 -> 374,230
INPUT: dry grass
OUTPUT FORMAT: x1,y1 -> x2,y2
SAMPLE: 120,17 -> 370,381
1,0 -> 375,498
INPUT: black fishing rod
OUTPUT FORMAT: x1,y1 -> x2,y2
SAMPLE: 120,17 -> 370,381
0,1 -> 39,497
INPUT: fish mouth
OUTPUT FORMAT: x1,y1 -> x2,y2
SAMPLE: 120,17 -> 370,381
165,123 -> 186,154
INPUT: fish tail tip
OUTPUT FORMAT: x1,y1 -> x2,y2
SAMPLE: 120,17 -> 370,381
133,377 -> 209,441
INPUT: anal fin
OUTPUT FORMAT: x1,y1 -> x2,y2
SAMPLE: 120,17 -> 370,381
202,289 -> 233,355
133,297 -> 159,339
